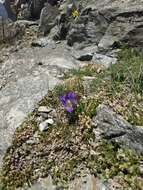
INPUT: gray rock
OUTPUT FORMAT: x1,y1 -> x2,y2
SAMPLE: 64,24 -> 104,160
39,120 -> 49,131
98,3 -> 143,49
38,112 -> 49,119
38,106 -> 53,113
53,0 -> 81,40
53,12 -> 71,40
77,53 -> 93,61
26,136 -> 38,144
71,46 -> 117,66
31,37 -> 56,48
67,7 -> 108,48
92,53 -> 117,67
73,51 -> 93,61
92,104 -> 143,154
31,38 -> 49,47
46,118 -> 54,125
47,25 -> 61,40
39,3 -> 59,35
71,46 -> 97,61
39,118 -> 54,131
67,0 -> 143,50
16,20 -> 38,27
83,76 -> 96,80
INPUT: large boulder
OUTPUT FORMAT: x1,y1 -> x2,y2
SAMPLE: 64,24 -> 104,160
92,104 -> 143,154
67,7 -> 108,48
39,3 -> 59,35
66,0 -> 143,50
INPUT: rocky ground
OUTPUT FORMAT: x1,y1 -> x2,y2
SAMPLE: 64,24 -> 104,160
0,49 -> 143,190
0,0 -> 143,189
0,27 -> 83,167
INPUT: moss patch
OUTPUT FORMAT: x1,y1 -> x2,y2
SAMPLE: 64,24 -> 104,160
86,140 -> 143,189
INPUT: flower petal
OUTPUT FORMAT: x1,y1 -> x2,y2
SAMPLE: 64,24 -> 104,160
60,94 -> 67,105
66,106 -> 73,113
67,92 -> 77,99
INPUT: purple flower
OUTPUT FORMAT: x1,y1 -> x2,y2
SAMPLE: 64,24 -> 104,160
60,92 -> 78,113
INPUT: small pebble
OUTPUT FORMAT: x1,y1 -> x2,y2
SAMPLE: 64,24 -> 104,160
38,106 -> 53,113
46,118 -> 54,125
26,139 -> 35,144
39,121 -> 49,132
39,119 -> 54,132
39,112 -> 49,119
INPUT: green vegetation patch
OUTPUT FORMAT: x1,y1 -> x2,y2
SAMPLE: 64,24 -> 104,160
87,140 -> 143,190
0,48 -> 143,189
